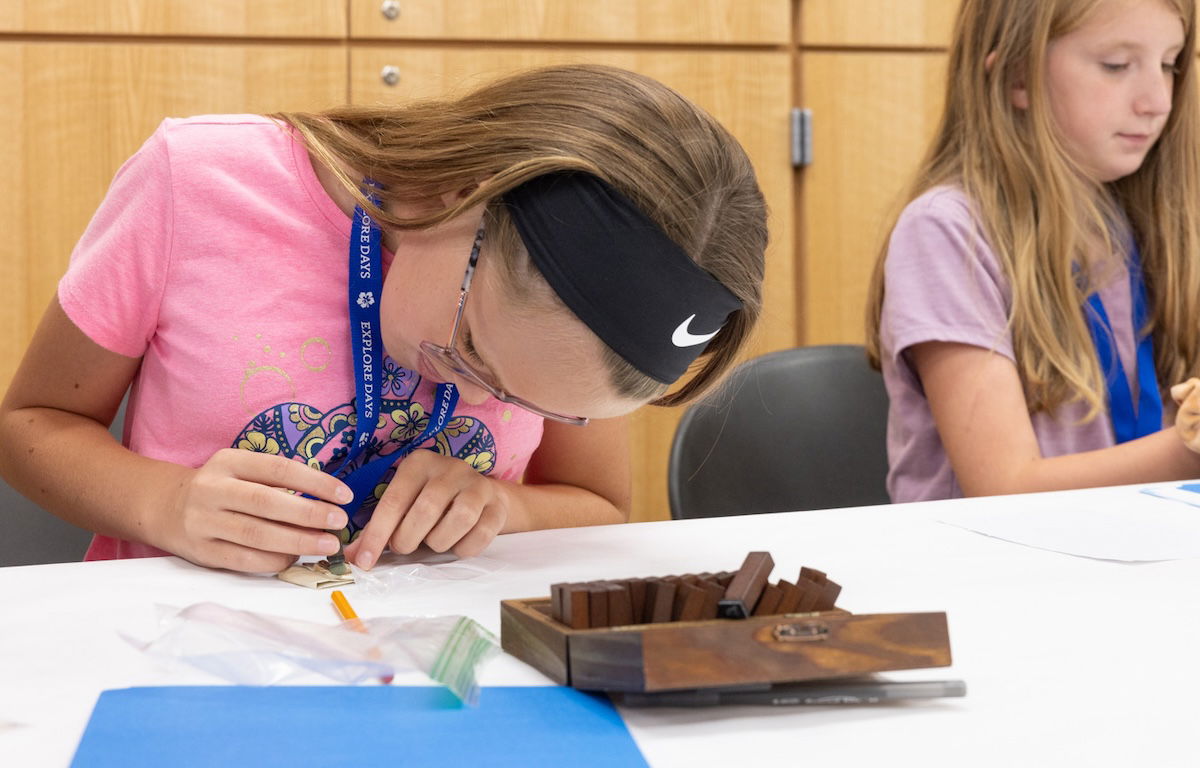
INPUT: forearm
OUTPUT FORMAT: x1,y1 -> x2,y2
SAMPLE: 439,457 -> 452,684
961,427 -> 1200,496
0,405 -> 189,546
499,478 -> 629,533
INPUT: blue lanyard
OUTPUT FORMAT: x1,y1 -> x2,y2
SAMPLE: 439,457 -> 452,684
336,184 -> 458,532
1083,243 -> 1161,444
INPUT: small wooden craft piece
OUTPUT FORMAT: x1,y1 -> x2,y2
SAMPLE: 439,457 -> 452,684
586,582 -> 608,629
775,579 -> 803,614
672,580 -> 708,622
624,578 -> 647,623
560,584 -> 591,629
606,583 -> 635,626
752,583 -> 784,616
795,576 -> 824,612
718,551 -> 774,619
277,560 -> 355,590
644,579 -> 676,623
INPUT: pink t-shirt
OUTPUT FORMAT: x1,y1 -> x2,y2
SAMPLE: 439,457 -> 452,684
879,185 -> 1165,502
59,115 -> 544,559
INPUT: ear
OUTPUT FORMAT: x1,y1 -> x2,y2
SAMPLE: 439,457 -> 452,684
438,175 -> 494,208
985,51 -> 1030,110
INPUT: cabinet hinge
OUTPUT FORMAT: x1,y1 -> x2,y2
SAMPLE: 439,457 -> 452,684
791,108 -> 813,168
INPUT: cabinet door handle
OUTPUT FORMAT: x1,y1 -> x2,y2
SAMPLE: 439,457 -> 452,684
380,66 -> 401,86
381,1 -> 400,20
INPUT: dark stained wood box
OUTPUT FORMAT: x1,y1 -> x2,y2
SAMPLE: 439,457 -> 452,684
500,597 -> 952,692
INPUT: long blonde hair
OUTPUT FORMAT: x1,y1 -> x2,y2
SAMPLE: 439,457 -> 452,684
866,0 -> 1200,417
275,64 -> 766,407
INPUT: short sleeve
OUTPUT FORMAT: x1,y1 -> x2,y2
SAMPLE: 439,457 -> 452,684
58,121 -> 174,358
879,188 -> 1015,363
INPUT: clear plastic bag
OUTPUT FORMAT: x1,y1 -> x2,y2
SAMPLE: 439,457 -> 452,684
124,602 -> 498,705
347,551 -> 507,596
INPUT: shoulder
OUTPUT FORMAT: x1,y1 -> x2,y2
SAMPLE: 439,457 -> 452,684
888,185 -> 1001,275
145,115 -> 311,209
153,114 -> 293,164
892,185 -> 979,243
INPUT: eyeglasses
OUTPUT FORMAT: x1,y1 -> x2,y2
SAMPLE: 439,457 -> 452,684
419,223 -> 590,426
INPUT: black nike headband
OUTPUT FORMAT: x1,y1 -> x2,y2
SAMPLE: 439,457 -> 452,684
505,172 -> 742,384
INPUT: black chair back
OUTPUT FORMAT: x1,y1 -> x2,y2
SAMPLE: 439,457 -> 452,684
668,345 -> 890,519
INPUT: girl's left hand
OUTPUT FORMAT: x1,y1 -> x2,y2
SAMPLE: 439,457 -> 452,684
344,449 -> 508,568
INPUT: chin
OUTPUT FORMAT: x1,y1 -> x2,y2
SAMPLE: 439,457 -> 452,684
1098,163 -> 1146,184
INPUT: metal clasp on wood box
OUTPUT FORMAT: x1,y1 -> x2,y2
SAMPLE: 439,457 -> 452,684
773,622 -> 830,642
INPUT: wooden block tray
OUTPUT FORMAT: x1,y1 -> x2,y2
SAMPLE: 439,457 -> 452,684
501,597 -> 952,693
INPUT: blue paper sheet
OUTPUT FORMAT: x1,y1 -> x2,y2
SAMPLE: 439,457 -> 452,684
71,686 -> 648,767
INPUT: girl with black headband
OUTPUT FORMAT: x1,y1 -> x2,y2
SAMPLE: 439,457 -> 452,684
0,64 -> 766,574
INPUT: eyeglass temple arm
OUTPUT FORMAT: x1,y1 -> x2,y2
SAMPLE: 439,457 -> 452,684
446,225 -> 487,345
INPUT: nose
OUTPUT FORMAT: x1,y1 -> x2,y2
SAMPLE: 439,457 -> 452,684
1134,67 -> 1173,117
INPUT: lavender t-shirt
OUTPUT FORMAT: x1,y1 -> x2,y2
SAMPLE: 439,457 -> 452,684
879,185 -> 1164,502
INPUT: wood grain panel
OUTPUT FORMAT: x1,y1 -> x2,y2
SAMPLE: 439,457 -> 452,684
351,47 -> 794,521
0,0 -> 345,38
350,0 -> 790,44
1,42 -> 346,390
800,0 -> 956,48
800,51 -> 947,345
0,46 -> 26,394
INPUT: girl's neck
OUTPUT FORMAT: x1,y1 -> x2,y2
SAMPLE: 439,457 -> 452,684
308,151 -> 436,255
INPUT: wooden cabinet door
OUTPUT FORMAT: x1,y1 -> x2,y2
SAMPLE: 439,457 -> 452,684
799,51 -> 947,345
0,1 -> 345,37
351,48 -> 794,521
800,0 -> 957,47
349,0 -> 790,44
0,42 -> 347,389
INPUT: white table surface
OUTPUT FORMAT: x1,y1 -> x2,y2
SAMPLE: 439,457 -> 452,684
2,484 -> 1198,767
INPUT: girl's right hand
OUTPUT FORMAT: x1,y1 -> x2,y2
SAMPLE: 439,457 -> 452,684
155,448 -> 353,573
1172,378 -> 1200,453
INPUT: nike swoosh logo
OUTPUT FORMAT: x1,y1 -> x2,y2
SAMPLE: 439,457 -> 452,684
672,314 -> 721,348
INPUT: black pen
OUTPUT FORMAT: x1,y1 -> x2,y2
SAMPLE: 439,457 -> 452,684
612,679 -> 967,707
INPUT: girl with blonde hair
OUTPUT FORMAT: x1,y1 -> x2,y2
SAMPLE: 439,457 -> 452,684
866,0 -> 1200,501
0,64 -> 766,572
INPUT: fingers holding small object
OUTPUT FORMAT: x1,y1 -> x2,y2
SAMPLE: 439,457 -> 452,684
213,508 -> 342,559
1170,378 -> 1200,405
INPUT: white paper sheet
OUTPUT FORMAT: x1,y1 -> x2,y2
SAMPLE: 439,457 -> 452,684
938,486 -> 1200,561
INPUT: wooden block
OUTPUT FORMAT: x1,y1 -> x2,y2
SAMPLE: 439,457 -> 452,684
644,578 -> 676,623
624,578 -> 647,624
606,582 -> 635,626
698,579 -> 725,620
752,583 -> 784,616
719,551 -> 774,619
813,579 -> 843,611
674,580 -> 708,621
550,582 -> 566,623
795,576 -> 823,612
800,566 -> 827,585
587,582 -> 610,629
561,583 -> 590,629
715,571 -> 735,587
775,579 -> 803,614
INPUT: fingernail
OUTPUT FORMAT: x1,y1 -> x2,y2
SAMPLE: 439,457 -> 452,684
336,486 -> 354,504
356,550 -> 374,569
321,537 -> 340,555
326,510 -> 343,528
